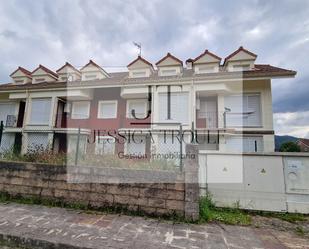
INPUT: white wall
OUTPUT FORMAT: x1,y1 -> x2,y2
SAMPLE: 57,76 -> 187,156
199,152 -> 309,213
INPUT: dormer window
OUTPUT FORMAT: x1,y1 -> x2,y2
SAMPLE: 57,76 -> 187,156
84,74 -> 97,80
80,60 -> 109,81
35,78 -> 45,83
127,56 -> 154,78
132,71 -> 147,78
56,62 -> 81,82
31,65 -> 58,84
10,67 -> 32,84
232,64 -> 251,72
223,46 -> 257,72
156,53 -> 183,77
191,49 -> 221,75
161,68 -> 177,76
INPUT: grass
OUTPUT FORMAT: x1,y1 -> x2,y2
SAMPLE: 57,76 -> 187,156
199,195 -> 251,226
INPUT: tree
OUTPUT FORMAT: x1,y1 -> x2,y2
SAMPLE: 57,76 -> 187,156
279,141 -> 301,152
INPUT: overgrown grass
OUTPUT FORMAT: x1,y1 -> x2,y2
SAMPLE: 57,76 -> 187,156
199,195 -> 251,226
1,146 -> 67,165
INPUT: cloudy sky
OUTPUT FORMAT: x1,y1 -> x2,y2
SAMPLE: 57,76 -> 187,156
0,0 -> 308,138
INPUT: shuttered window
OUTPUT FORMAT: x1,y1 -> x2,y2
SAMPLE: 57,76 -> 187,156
29,98 -> 52,125
158,92 -> 189,124
98,101 -> 117,119
127,100 -> 147,119
71,101 -> 90,119
224,94 -> 261,127
0,103 -> 16,125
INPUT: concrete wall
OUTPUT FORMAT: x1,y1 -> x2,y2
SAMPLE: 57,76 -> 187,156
199,152 -> 309,213
0,160 -> 199,220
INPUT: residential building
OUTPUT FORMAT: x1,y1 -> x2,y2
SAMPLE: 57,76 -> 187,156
0,47 -> 296,157
297,138 -> 309,152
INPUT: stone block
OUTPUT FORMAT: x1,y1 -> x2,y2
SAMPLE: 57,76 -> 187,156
166,200 -> 184,211
148,198 -> 165,208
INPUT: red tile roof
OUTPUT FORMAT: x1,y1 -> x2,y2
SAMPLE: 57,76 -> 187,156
81,60 -> 102,71
253,64 -> 296,76
32,64 -> 58,78
127,56 -> 153,68
192,49 -> 221,63
10,66 -> 32,78
224,46 -> 257,65
297,138 -> 309,147
155,52 -> 183,66
56,62 -> 81,73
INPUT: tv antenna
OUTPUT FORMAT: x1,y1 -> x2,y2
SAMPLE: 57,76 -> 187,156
133,42 -> 142,56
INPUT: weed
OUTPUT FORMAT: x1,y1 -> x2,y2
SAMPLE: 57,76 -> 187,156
199,195 -> 251,226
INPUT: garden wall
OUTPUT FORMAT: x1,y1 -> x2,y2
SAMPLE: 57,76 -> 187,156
0,145 -> 199,220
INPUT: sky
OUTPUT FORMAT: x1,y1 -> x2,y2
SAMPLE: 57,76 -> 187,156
0,0 -> 308,138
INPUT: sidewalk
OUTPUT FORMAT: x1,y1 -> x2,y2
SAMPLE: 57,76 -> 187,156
0,203 -> 308,249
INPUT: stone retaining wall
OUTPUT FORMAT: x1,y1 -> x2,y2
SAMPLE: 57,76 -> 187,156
0,146 -> 199,220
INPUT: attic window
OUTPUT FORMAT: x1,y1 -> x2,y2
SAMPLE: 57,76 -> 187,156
15,80 -> 24,84
132,71 -> 147,78
85,74 -> 96,80
196,65 -> 216,74
61,76 -> 68,81
161,69 -> 177,76
232,64 -> 250,71
35,78 -> 45,83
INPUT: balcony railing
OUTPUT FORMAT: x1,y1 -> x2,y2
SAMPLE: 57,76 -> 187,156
196,111 -> 261,129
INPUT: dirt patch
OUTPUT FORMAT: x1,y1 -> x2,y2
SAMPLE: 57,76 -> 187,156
251,214 -> 309,239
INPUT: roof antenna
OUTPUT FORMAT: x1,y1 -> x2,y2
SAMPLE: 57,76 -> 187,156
133,42 -> 142,56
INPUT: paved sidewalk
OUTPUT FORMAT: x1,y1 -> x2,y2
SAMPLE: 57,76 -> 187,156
0,203 -> 308,249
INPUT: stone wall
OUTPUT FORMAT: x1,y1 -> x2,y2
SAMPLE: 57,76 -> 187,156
0,148 -> 199,220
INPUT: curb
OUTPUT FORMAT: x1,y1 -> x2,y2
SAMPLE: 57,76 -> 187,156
0,233 -> 93,249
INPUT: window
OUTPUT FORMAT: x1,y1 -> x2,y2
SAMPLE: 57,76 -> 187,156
85,74 -> 96,80
29,98 -> 51,125
15,79 -> 24,84
196,65 -> 216,74
158,92 -> 189,124
232,64 -> 250,71
0,103 -> 16,125
98,100 -> 117,119
95,136 -> 115,155
127,100 -> 147,119
34,78 -> 45,83
224,94 -> 261,127
161,69 -> 177,76
71,101 -> 90,119
132,71 -> 147,78
126,135 -> 146,155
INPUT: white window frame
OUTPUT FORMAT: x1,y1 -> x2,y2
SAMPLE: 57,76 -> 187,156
161,68 -> 177,76
95,135 -> 115,155
126,99 -> 147,119
29,98 -> 52,125
97,100 -> 118,119
71,101 -> 90,119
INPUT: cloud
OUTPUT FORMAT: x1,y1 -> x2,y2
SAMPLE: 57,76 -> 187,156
274,111 -> 309,138
0,0 -> 309,136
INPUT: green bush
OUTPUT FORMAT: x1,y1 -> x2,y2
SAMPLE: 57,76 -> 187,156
279,141 -> 301,152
